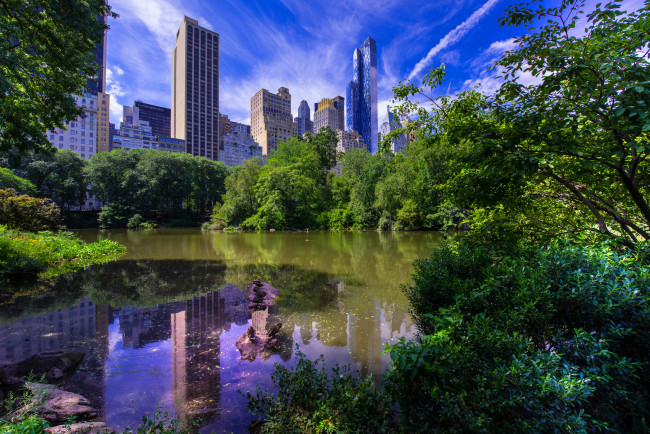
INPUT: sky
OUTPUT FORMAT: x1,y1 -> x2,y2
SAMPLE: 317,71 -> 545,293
103,0 -> 645,127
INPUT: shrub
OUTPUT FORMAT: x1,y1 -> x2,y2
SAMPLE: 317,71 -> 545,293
0,168 -> 36,195
386,238 -> 650,432
127,214 -> 144,229
0,415 -> 50,433
246,350 -> 395,433
0,189 -> 61,232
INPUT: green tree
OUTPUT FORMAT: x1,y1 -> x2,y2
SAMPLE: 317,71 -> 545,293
0,0 -> 115,153
390,0 -> 650,246
0,167 -> 35,195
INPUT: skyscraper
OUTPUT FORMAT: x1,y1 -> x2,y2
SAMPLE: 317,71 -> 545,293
135,101 -> 171,138
379,105 -> 407,154
346,37 -> 378,153
86,15 -> 107,94
315,96 -> 344,132
251,87 -> 298,155
171,17 -> 220,160
314,98 -> 339,132
294,100 -> 313,136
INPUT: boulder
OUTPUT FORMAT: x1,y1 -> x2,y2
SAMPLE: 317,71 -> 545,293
45,422 -> 114,433
0,351 -> 85,386
246,280 -> 279,310
12,383 -> 97,424
236,323 -> 282,361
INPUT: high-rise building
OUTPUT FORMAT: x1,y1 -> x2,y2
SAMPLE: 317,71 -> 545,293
251,87 -> 298,155
346,37 -> 378,153
46,93 -> 98,161
96,92 -> 111,153
135,101 -> 171,138
314,96 -> 344,132
379,105 -> 407,154
219,131 -> 263,167
113,105 -> 185,153
171,16 -> 220,160
336,130 -> 366,154
219,114 -> 251,140
294,100 -> 313,136
314,98 -> 340,132
86,15 -> 108,94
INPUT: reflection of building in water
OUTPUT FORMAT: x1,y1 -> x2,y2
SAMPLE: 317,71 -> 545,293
251,308 -> 268,334
171,285 -> 248,421
348,299 -> 382,384
114,304 -> 184,349
0,298 -> 110,414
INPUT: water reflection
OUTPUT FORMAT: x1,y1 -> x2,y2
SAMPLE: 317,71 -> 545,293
1,230 -> 442,432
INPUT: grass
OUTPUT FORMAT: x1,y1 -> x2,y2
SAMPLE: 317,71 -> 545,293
0,225 -> 126,279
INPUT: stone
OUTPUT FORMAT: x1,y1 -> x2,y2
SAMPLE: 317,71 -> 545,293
13,383 -> 97,424
245,281 -> 279,308
0,351 -> 85,386
236,323 -> 282,362
45,422 -> 114,433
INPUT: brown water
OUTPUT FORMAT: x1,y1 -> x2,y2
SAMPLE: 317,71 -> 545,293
0,229 -> 443,432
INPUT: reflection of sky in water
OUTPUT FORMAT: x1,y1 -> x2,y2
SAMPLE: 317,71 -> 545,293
0,230 -> 439,433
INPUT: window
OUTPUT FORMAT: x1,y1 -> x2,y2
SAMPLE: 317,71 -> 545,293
70,138 -> 75,143
59,136 -> 63,141
89,140 -> 93,145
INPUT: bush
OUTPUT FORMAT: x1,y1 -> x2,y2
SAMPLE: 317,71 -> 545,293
246,350 -> 395,433
98,202 -> 132,229
386,238 -> 650,432
0,168 -> 36,195
0,225 -> 126,278
0,189 -> 61,232
127,213 -> 144,229
0,415 -> 50,433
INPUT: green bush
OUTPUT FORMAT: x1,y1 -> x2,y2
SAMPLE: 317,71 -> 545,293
0,415 -> 50,433
0,225 -> 126,278
0,168 -> 36,195
386,238 -> 650,432
0,189 -> 61,232
246,350 -> 395,433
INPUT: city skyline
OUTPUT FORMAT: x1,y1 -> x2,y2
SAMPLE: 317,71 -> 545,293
102,0 -> 572,127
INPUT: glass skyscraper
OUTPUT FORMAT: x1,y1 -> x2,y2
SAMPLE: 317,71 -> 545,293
345,37 -> 377,153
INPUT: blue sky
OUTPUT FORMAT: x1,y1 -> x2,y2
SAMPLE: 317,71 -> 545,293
103,0 -> 644,126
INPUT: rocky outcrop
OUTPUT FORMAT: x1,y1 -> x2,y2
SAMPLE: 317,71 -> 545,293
12,383 -> 97,424
45,422 -> 114,433
236,323 -> 283,362
0,351 -> 85,386
246,279 -> 279,310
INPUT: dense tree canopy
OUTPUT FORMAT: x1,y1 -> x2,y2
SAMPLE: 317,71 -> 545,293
0,0 -> 115,153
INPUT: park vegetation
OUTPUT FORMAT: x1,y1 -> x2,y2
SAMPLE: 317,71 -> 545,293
247,0 -> 650,432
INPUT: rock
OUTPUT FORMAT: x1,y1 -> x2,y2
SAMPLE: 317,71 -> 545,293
0,351 -> 85,386
236,323 -> 283,361
267,322 -> 282,337
45,422 -> 114,433
13,383 -> 97,424
245,281 -> 279,308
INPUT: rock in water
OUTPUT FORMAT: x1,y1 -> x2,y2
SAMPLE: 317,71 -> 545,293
45,422 -> 114,433
12,383 -> 98,423
0,351 -> 85,386
267,322 -> 282,337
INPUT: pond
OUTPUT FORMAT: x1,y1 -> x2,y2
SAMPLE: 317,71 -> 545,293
0,229 -> 443,432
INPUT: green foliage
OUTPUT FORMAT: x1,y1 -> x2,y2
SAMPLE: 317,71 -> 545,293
246,350 -> 394,433
0,225 -> 126,278
0,188 -> 61,232
387,238 -> 650,432
0,168 -> 35,195
0,0 -> 116,153
124,410 -> 197,434
389,0 -> 650,246
0,415 -> 49,433
86,149 -> 227,227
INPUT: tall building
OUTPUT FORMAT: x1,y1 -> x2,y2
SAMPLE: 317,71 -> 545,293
46,94 -> 98,160
379,105 -> 407,154
219,114 -> 251,140
294,100 -> 313,136
336,130 -> 366,153
251,87 -> 298,155
171,16 -> 220,160
346,37 -> 378,153
314,96 -> 344,132
112,105 -> 185,153
134,101 -> 171,138
314,98 -> 340,132
219,131 -> 263,167
96,92 -> 111,153
86,15 -> 108,94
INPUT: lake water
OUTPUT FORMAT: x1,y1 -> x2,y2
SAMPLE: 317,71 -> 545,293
0,229 -> 443,432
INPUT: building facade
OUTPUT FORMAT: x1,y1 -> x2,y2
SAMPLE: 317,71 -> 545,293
113,105 -> 185,153
46,93 -> 99,160
336,130 -> 366,153
251,87 -> 298,155
294,100 -> 313,136
172,16 -> 220,160
314,98 -> 340,132
346,37 -> 378,154
219,114 -> 251,140
96,92 -> 111,153
135,101 -> 171,138
218,131 -> 263,167
379,105 -> 407,154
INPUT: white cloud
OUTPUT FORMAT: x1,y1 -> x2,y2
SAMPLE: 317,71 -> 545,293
106,67 -> 127,124
408,0 -> 501,80
486,37 -> 517,53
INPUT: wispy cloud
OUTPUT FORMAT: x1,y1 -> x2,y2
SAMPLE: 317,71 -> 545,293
408,0 -> 500,80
